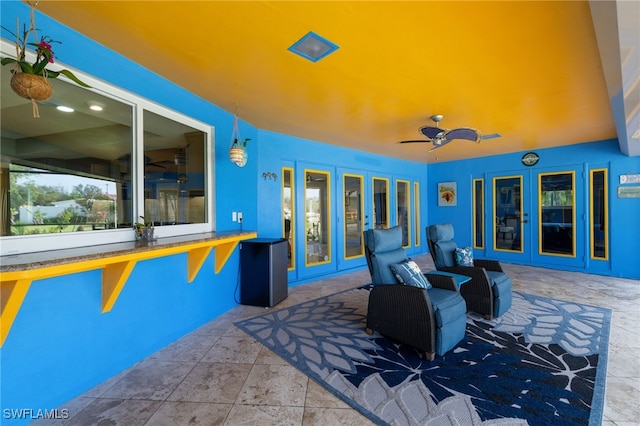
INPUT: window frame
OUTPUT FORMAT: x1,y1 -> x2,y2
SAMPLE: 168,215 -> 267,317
0,40 -> 214,255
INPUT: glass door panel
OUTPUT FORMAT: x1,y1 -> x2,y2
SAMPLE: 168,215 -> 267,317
473,178 -> 485,249
413,181 -> 421,248
282,167 -> 294,270
304,169 -> 331,266
590,169 -> 608,260
539,171 -> 575,257
493,176 -> 523,252
396,180 -> 411,247
343,174 -> 364,259
372,177 -> 389,229
487,172 -> 531,263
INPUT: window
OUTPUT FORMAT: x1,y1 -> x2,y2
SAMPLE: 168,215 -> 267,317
372,177 -> 389,229
539,171 -> 575,256
343,174 -> 364,259
282,167 -> 294,269
413,181 -> 420,247
1,44 -> 213,255
590,169 -> 608,260
473,178 -> 484,249
396,179 -> 410,248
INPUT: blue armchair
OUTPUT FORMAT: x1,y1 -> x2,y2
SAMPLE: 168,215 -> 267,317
363,226 -> 467,360
427,223 -> 512,319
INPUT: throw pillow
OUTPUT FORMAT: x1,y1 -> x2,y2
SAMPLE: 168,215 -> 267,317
390,260 -> 432,289
455,246 -> 474,267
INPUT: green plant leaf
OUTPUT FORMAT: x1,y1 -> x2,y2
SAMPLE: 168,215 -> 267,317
56,69 -> 91,87
1,57 -> 18,66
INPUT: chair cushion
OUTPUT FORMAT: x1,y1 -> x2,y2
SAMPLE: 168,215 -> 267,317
428,223 -> 454,243
487,271 -> 513,318
487,271 -> 511,295
365,226 -> 403,253
371,248 -> 407,284
433,240 -> 458,268
454,246 -> 474,266
390,260 -> 432,289
428,288 -> 467,327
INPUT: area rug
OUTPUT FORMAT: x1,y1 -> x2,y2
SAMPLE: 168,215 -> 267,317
235,286 -> 610,425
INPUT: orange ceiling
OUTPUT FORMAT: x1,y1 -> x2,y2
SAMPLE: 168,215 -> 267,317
35,0 -> 618,163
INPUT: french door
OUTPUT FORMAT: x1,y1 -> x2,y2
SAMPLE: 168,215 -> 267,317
485,167 -> 585,268
295,163 -> 337,279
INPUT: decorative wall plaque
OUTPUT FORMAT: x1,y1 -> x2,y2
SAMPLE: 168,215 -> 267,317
521,152 -> 539,166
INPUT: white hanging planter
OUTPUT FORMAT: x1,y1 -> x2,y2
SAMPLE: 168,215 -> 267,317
229,114 -> 250,167
229,146 -> 248,167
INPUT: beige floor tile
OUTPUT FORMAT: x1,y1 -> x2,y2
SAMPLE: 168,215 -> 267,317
145,401 -> 232,425
167,362 -> 253,404
304,380 -> 350,409
302,407 -> 376,425
237,364 -> 308,406
64,398 -> 162,426
224,405 -> 304,426
201,335 -> 263,364
100,360 -> 196,400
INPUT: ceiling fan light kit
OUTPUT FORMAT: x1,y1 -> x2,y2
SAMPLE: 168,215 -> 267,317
398,114 -> 500,152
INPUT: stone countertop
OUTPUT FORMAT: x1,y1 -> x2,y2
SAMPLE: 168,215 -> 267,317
0,231 -> 257,272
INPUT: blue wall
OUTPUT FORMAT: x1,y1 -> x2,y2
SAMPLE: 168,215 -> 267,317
1,2 -> 639,424
428,139 -> 640,278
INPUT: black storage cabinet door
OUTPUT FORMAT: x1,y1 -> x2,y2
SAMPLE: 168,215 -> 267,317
239,238 -> 288,307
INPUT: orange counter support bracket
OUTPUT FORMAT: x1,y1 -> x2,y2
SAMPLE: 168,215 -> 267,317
102,260 -> 137,313
0,231 -> 257,348
1,278 -> 33,347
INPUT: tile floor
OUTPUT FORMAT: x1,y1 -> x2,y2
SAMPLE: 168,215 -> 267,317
35,255 -> 639,425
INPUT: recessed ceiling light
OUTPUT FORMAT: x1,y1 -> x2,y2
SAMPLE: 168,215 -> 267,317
89,104 -> 103,112
56,106 -> 74,113
288,31 -> 339,62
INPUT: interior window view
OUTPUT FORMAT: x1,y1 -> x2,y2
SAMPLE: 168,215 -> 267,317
540,172 -> 574,256
282,167 -> 294,269
494,176 -> 522,251
343,174 -> 363,258
590,169 -> 608,259
396,180 -> 410,247
372,177 -> 388,229
304,170 -> 330,265
1,2 -> 638,426
142,110 -> 206,227
1,75 -> 134,236
0,66 -> 209,250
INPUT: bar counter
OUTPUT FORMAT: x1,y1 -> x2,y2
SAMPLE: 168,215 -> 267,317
0,230 -> 257,347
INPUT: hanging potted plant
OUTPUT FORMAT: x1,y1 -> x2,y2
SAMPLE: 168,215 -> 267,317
229,137 -> 250,167
1,2 -> 90,117
228,113 -> 250,167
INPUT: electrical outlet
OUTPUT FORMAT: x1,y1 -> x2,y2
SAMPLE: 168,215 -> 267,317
232,212 -> 237,222
237,212 -> 243,222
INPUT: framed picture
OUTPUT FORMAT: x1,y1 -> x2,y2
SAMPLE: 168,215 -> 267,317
438,182 -> 457,206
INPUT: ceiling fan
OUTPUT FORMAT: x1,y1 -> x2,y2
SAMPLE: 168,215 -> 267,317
397,114 -> 501,152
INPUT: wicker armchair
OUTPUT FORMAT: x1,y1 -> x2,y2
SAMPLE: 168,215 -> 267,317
426,223 -> 512,319
364,226 -> 467,360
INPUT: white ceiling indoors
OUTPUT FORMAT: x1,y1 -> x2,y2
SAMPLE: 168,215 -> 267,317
9,1 -> 640,163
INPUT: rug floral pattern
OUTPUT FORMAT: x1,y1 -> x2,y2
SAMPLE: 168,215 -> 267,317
236,288 -> 610,426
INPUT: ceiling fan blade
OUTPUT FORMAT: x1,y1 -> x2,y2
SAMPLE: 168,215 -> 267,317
446,127 -> 481,143
420,126 -> 446,140
480,133 -> 502,140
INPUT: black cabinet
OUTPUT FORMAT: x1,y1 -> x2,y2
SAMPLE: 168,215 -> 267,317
240,238 -> 288,307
